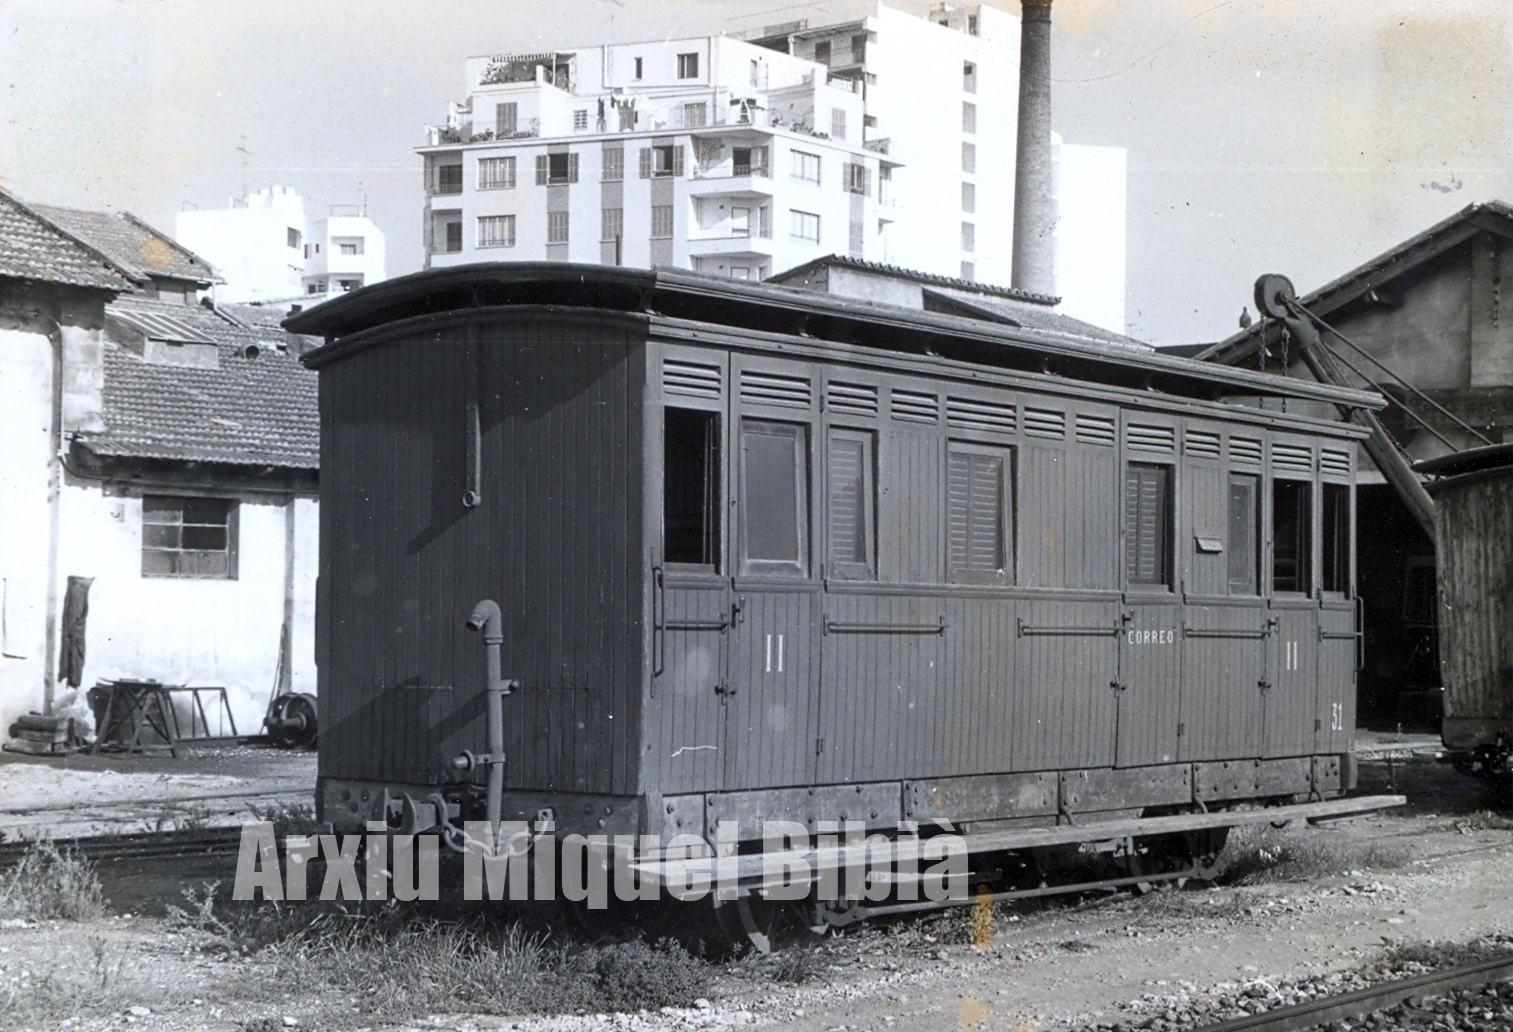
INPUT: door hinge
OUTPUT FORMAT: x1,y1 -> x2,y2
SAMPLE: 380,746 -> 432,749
1177,723 -> 1185,737
1314,718 -> 1322,732
816,737 -> 826,755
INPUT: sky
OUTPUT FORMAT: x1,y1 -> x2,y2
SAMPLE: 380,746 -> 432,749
2,0 -> 1509,345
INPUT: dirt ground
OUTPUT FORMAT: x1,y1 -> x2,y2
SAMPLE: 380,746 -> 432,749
0,753 -> 1506,1032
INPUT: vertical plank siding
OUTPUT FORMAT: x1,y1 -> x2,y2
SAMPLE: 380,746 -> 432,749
1433,471 -> 1513,733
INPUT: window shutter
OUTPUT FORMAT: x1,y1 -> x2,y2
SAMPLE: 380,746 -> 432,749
639,148 -> 651,178
535,155 -> 548,185
673,146 -> 685,176
1125,464 -> 1169,586
841,162 -> 850,191
568,153 -> 579,183
865,167 -> 872,197
948,450 -> 1004,575
828,436 -> 865,565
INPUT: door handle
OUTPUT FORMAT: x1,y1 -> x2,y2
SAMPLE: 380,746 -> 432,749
1258,679 -> 1272,691
732,596 -> 746,625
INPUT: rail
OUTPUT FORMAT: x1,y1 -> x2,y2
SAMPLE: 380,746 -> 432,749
1191,953 -> 1513,1032
825,618 -> 945,635
1017,619 -> 1119,637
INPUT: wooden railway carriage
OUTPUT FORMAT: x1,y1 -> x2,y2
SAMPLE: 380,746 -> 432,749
287,264 -> 1385,885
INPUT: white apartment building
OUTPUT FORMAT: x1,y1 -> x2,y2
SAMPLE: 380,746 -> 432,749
176,186 -> 307,304
302,212 -> 388,296
419,38 -> 891,281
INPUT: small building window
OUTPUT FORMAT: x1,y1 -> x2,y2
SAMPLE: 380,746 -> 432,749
790,209 -> 820,243
303,244 -> 310,258
478,214 -> 516,248
814,40 -> 831,66
479,156 -> 517,189
677,52 -> 699,78
339,243 -> 358,255
286,227 -> 301,248
741,420 -> 809,576
791,150 -> 821,184
664,408 -> 721,568
651,205 -> 674,238
306,283 -> 319,294
851,33 -> 867,60
960,261 -> 974,281
1228,473 -> 1260,594
547,211 -> 569,244
1322,482 -> 1349,594
968,14 -> 979,35
733,146 -> 768,176
640,145 -> 684,177
142,496 -> 237,579
573,109 -> 588,131
843,162 -> 870,195
961,142 -> 976,174
750,58 -> 760,87
601,207 -> 624,242
437,164 -> 463,194
828,429 -> 875,579
496,102 -> 518,137
333,237 -> 364,256
848,219 -> 864,257
831,108 -> 846,140
730,206 -> 751,236
963,61 -> 977,93
961,221 -> 975,252
683,102 -> 708,128
1126,463 -> 1172,588
961,181 -> 976,213
445,221 -> 462,252
603,148 -> 624,182
1272,479 -> 1312,593
948,443 -> 1011,583
962,101 -> 977,134
634,57 -> 643,80
536,152 -> 579,185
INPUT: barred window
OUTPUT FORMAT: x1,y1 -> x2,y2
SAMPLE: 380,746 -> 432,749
478,156 -> 516,190
478,214 -> 515,248
547,211 -> 569,244
142,496 -> 237,579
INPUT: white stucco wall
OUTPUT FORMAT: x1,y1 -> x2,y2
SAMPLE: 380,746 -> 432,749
1055,136 -> 1128,335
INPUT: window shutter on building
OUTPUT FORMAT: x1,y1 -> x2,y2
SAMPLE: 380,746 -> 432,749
568,153 -> 580,183
535,155 -> 548,185
673,146 -> 685,176
639,148 -> 652,178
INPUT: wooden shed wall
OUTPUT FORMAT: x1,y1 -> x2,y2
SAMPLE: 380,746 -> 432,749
316,314 -> 645,795
1435,470 -> 1513,728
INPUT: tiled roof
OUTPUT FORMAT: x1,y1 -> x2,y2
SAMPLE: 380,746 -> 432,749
923,286 -> 1151,351
0,190 -> 134,292
30,204 -> 218,285
771,254 -> 1062,305
82,297 -> 320,469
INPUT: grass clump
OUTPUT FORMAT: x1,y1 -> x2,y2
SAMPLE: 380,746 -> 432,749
0,842 -> 104,921
1215,825 -> 1410,885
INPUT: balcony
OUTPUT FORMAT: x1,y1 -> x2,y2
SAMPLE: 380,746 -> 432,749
685,236 -> 776,261
424,120 -> 540,147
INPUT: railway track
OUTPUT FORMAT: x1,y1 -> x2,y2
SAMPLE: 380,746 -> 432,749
0,827 -> 245,866
1193,954 -> 1513,1032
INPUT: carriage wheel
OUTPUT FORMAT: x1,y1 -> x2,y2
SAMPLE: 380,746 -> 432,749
268,693 -> 318,750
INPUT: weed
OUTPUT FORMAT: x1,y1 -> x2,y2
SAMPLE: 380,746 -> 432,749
0,841 -> 104,921
764,944 -> 826,985
1215,825 -> 1410,885
249,802 -> 324,838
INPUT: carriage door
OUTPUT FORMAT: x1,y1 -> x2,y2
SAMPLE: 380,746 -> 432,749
724,356 -> 820,790
1315,450 -> 1358,756
1264,439 -> 1319,758
653,347 -> 731,794
1117,418 -> 1183,767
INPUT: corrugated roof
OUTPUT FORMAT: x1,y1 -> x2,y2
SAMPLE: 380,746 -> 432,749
30,204 -> 218,286
82,296 -> 319,469
0,190 -> 134,292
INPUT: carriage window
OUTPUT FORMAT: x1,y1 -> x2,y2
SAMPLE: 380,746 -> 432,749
1321,482 -> 1349,594
741,420 -> 809,576
1125,463 -> 1172,588
948,443 -> 1011,583
1227,473 -> 1259,595
1272,479 -> 1312,593
663,408 -> 720,568
827,430 -> 875,579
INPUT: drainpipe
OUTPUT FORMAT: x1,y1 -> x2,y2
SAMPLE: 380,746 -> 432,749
1012,0 -> 1056,297
458,599 -> 513,837
42,310 -> 64,715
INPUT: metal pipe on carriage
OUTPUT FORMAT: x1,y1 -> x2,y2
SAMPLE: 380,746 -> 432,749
461,599 -> 513,837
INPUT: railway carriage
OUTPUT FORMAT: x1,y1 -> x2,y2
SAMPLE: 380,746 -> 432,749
286,264 -> 1394,933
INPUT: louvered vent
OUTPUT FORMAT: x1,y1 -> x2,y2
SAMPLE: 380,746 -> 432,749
827,381 -> 878,416
1126,424 -> 1177,453
1231,437 -> 1263,464
663,359 -> 721,399
1075,413 -> 1116,446
947,396 -> 1015,434
1185,429 -> 1221,459
741,370 -> 811,408
1321,448 -> 1351,476
891,389 -> 939,424
1272,442 -> 1313,472
1022,407 -> 1066,438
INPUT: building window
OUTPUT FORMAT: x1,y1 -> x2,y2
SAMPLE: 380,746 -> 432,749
740,420 -> 809,576
948,444 -> 1011,584
828,429 -> 875,579
536,152 -> 579,185
1228,474 -> 1260,595
573,109 -> 588,131
879,166 -> 893,205
651,205 -> 674,238
603,148 -> 624,182
306,283 -> 319,294
339,242 -> 359,255
601,207 -> 624,242
479,156 -> 517,189
962,102 -> 976,134
961,142 -> 976,174
790,209 -> 820,243
1272,479 -> 1312,593
286,227 -> 301,248
733,146 -> 768,176
750,58 -> 760,87
963,61 -> 977,93
496,102 -> 517,137
1126,463 -> 1172,588
831,108 -> 846,140
547,210 -> 569,244
791,149 -> 821,184
968,14 -> 979,35
445,221 -> 462,252
814,40 -> 831,66
303,244 -> 310,258
337,278 -> 361,291
730,206 -> 751,236
437,164 -> 463,194
848,219 -> 864,257
844,162 -> 870,195
1322,482 -> 1349,594
758,205 -> 772,238
961,181 -> 976,213
633,56 -> 643,79
478,214 -> 516,248
851,33 -> 867,60
682,102 -> 708,128
961,221 -> 975,252
960,261 -> 975,281
142,496 -> 237,579
677,52 -> 699,78
640,145 -> 684,177
664,408 -> 721,569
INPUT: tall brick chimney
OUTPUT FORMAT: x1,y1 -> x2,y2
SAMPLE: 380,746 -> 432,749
1012,0 -> 1055,296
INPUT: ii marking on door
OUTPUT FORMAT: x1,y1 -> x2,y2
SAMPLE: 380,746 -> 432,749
1284,640 -> 1299,671
765,633 -> 784,673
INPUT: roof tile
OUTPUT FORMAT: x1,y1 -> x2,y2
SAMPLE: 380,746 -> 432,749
0,191 -> 134,292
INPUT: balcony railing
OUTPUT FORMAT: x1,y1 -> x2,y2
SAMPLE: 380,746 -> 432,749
425,120 -> 540,146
